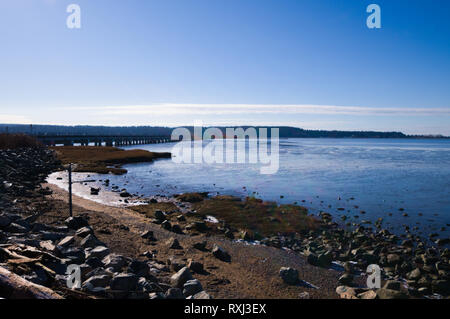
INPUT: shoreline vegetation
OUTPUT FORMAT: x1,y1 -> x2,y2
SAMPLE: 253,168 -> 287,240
51,146 -> 171,175
1,136 -> 449,299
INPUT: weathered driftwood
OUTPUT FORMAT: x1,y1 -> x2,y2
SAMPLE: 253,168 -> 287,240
0,266 -> 62,299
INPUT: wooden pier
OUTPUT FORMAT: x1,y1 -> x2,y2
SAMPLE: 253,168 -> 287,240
35,135 -> 176,147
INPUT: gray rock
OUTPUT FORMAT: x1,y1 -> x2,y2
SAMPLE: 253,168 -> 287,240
85,256 -> 104,268
85,246 -> 110,260
39,231 -> 66,241
149,292 -> 165,299
193,221 -> 207,232
212,244 -> 231,262
167,238 -> 182,249
80,234 -> 102,248
165,288 -> 184,299
6,223 -> 28,233
65,216 -> 89,230
39,240 -> 57,253
61,247 -> 85,264
83,274 -> 111,288
338,273 -> 354,286
387,254 -> 401,266
279,267 -> 298,285
76,226 -> 94,238
141,230 -> 156,241
183,279 -> 203,297
161,220 -> 172,231
79,263 -> 94,281
407,268 -> 421,281
102,254 -> 127,272
224,229 -> 235,239
0,215 -> 12,228
376,288 -> 408,299
85,267 -> 112,279
170,267 -> 193,288
171,224 -> 183,234
128,260 -> 150,278
187,259 -> 204,274
168,258 -> 185,272
154,211 -> 165,221
120,191 -> 131,198
110,273 -> 138,292
306,252 -> 319,266
192,291 -> 212,299
383,280 -> 402,291
193,241 -> 207,251
317,251 -> 332,268
57,236 -> 75,248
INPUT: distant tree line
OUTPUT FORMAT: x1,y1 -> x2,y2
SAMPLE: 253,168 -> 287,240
0,124 -> 446,139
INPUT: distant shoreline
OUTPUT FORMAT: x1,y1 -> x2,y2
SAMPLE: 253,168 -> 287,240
1,124 -> 449,139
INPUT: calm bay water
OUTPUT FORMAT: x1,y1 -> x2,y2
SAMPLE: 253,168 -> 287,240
111,138 -> 450,237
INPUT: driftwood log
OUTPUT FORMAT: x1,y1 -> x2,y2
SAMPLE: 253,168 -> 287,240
0,266 -> 62,299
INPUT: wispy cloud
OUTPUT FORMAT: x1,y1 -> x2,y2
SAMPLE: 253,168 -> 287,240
0,114 -> 31,124
59,103 -> 450,116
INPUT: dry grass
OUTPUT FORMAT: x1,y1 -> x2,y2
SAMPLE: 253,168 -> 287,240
192,195 -> 319,237
51,146 -> 171,175
0,134 -> 43,149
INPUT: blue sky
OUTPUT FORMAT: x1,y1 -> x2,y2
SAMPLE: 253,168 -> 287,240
0,0 -> 449,134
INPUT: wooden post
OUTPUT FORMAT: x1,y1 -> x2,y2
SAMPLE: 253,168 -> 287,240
68,163 -> 73,217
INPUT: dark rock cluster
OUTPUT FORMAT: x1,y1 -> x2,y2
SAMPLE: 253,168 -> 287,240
267,212 -> 450,298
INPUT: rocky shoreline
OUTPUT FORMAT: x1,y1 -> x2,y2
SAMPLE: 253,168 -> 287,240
0,148 -> 212,299
1,147 -> 449,299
